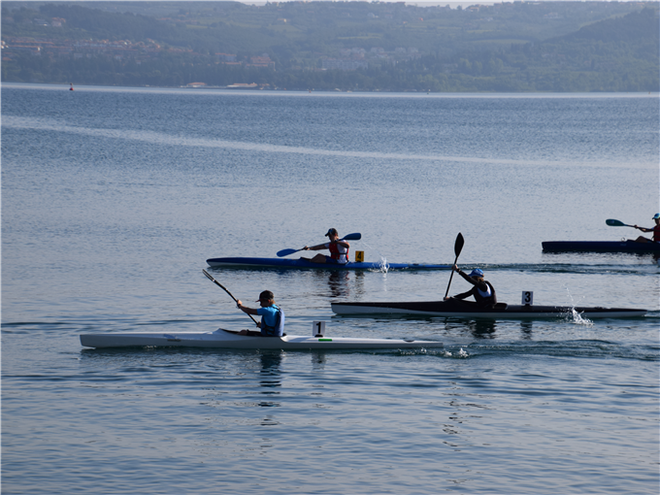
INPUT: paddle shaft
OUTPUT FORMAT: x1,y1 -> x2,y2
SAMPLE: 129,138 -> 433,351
202,270 -> 258,325
444,233 -> 465,299
277,232 -> 361,257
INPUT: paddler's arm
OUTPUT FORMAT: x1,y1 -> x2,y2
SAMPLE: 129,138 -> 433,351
455,267 -> 476,286
447,289 -> 473,301
237,300 -> 262,328
634,224 -> 652,233
236,299 -> 261,335
236,300 -> 258,315
455,267 -> 489,291
303,242 -> 329,251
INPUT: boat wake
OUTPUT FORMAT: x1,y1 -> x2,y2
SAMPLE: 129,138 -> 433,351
5,115 -> 648,168
443,347 -> 469,359
477,262 -> 657,275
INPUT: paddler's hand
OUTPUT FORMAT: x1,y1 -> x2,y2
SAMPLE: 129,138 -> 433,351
303,246 -> 309,251
237,299 -> 243,309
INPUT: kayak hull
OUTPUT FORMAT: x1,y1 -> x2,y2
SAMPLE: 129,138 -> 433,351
206,257 -> 449,271
80,329 -> 444,350
331,300 -> 647,319
542,240 -> 660,253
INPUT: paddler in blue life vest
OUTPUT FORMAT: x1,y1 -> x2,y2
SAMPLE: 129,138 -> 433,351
445,266 -> 497,308
633,213 -> 660,243
300,228 -> 350,264
236,290 -> 285,337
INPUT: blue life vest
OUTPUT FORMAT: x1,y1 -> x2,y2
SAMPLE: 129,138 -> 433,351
261,307 -> 285,337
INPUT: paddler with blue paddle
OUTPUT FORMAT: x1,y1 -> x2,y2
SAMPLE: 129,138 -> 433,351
633,213 -> 660,243
300,228 -> 351,265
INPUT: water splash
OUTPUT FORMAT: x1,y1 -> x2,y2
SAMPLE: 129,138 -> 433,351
378,257 -> 389,273
564,287 -> 594,326
444,348 -> 469,358
566,308 -> 594,326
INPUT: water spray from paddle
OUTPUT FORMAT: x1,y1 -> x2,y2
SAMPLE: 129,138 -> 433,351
564,287 -> 594,326
359,240 -> 390,273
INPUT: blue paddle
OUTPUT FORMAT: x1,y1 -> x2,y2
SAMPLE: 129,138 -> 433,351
276,233 -> 362,257
606,219 -> 635,228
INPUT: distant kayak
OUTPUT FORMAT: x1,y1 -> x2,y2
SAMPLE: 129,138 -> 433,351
80,328 -> 444,350
206,257 -> 450,271
331,299 -> 647,319
542,240 -> 660,253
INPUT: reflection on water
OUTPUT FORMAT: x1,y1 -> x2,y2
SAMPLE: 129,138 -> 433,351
310,351 -> 327,372
467,320 -> 497,339
327,271 -> 351,298
258,351 -> 282,419
520,321 -> 534,338
259,351 -> 282,390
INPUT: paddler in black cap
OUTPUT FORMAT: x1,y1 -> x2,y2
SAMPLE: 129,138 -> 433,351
237,290 -> 285,336
300,228 -> 350,264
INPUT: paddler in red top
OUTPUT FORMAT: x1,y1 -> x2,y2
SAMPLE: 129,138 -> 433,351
301,228 -> 350,264
633,213 -> 660,243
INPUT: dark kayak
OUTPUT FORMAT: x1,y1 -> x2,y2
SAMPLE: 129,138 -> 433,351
542,240 -> 660,253
331,299 -> 647,319
206,257 -> 450,271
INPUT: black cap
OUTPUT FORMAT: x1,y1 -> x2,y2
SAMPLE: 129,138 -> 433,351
325,228 -> 338,237
257,290 -> 274,302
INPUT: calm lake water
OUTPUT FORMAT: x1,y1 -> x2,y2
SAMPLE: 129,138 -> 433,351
2,83 -> 659,494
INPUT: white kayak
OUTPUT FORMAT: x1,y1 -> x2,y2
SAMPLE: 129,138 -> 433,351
80,328 -> 444,350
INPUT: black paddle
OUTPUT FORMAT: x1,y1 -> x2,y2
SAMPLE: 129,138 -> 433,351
606,219 -> 635,228
444,233 -> 465,299
276,232 -> 362,257
202,269 -> 258,325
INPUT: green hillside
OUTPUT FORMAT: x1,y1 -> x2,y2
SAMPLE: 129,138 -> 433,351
2,1 -> 658,92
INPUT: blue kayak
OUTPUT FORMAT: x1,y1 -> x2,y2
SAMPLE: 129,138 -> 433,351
542,240 -> 660,253
206,257 -> 450,271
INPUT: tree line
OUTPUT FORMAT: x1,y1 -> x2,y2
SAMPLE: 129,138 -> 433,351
2,2 -> 658,92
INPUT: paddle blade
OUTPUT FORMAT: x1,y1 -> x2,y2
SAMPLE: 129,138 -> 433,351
606,219 -> 626,227
454,233 -> 465,257
444,233 -> 464,299
342,233 -> 362,241
277,248 -> 299,257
